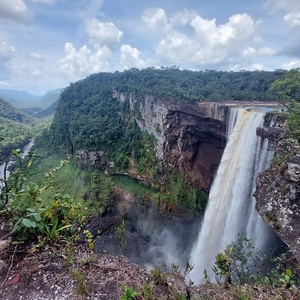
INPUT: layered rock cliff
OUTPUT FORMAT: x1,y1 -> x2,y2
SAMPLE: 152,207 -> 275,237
255,128 -> 300,272
127,94 -> 228,191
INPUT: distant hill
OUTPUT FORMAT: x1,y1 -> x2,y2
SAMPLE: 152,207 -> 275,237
39,88 -> 63,109
0,98 -> 34,123
35,98 -> 59,118
0,89 -> 40,109
0,88 -> 63,110
0,98 -> 36,161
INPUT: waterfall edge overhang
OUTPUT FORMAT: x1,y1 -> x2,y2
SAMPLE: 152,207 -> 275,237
133,98 -> 284,192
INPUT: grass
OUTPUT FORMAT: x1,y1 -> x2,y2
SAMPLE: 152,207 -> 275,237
112,175 -> 159,197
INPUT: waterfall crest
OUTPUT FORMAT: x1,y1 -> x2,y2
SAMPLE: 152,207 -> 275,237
189,108 -> 274,284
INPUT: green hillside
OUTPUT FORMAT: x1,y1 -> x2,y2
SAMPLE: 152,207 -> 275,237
0,98 -> 36,161
43,68 -> 286,155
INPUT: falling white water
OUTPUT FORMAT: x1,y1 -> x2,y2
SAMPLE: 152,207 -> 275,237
189,108 -> 275,284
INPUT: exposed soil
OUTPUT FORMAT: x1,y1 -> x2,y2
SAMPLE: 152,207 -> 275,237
1,215 -> 300,300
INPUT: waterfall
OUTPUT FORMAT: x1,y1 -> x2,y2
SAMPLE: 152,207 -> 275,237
189,108 -> 275,284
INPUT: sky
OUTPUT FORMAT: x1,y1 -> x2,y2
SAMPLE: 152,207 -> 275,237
0,0 -> 299,95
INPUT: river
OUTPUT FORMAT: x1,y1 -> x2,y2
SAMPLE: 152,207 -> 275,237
0,139 -> 34,187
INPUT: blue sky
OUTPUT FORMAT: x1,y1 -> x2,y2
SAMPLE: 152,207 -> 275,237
0,0 -> 299,94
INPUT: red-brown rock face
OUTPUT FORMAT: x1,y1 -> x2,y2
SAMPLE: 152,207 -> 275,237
164,108 -> 227,191
129,96 -> 229,192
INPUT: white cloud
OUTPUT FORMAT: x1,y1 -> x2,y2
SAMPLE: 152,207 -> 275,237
57,42 -> 112,77
281,60 -> 300,69
0,41 -> 16,58
265,0 -> 300,12
0,41 -> 16,80
78,0 -> 104,20
32,68 -> 42,76
120,45 -> 146,69
30,52 -> 45,61
85,18 -> 123,49
30,0 -> 56,4
142,8 -> 170,34
284,13 -> 300,27
144,9 -> 258,66
249,63 -> 265,71
0,0 -> 32,23
242,46 -> 276,58
265,0 -> 300,27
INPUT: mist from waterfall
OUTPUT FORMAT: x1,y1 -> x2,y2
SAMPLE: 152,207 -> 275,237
189,108 -> 276,284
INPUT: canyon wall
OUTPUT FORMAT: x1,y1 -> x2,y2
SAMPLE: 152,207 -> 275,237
128,94 -> 229,191
255,127 -> 300,272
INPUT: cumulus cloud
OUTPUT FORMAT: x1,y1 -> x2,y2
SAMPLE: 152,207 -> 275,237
242,46 -> 276,58
281,60 -> 300,69
0,0 -> 32,23
142,8 -> 170,34
284,13 -> 300,27
85,18 -> 123,48
57,42 -> 112,77
143,8 -> 259,67
120,45 -> 146,69
265,0 -> 300,27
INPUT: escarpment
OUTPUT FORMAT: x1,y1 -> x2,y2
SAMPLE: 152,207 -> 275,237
129,95 -> 228,192
256,125 -> 300,271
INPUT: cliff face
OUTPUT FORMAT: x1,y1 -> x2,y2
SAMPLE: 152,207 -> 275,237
255,128 -> 300,271
128,94 -> 228,191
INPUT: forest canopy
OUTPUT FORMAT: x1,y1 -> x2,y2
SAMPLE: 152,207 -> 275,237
43,68 -> 288,155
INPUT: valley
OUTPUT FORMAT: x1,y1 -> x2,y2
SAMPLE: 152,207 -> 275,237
0,68 -> 299,299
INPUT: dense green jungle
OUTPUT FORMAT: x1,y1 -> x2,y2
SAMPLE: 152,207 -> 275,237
1,68 -> 299,214
1,68 -> 300,299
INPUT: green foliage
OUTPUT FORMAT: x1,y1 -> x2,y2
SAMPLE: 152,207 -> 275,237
0,97 -> 50,162
83,229 -> 95,250
279,268 -> 294,288
150,268 -> 168,285
269,69 -> 300,141
287,101 -> 300,141
135,132 -> 161,178
142,283 -> 153,300
270,69 -> 300,103
23,152 -> 114,215
40,68 -> 287,169
120,285 -> 138,300
70,268 -> 88,296
174,294 -> 188,300
212,236 -> 261,285
116,218 -> 126,253
1,151 -> 84,242
166,170 -> 208,212
211,236 -> 299,289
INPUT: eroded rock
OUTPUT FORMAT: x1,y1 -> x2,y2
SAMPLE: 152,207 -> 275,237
255,155 -> 300,272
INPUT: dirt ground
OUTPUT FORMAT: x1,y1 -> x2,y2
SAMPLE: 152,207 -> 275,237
1,216 -> 300,300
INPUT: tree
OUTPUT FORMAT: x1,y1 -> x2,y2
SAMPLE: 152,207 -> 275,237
269,69 -> 300,141
270,69 -> 300,104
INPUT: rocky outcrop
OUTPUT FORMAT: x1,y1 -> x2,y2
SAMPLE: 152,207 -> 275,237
255,124 -> 300,271
164,107 -> 227,191
256,127 -> 288,151
76,149 -> 105,168
128,95 -> 229,191
255,155 -> 300,271
129,94 -> 169,160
